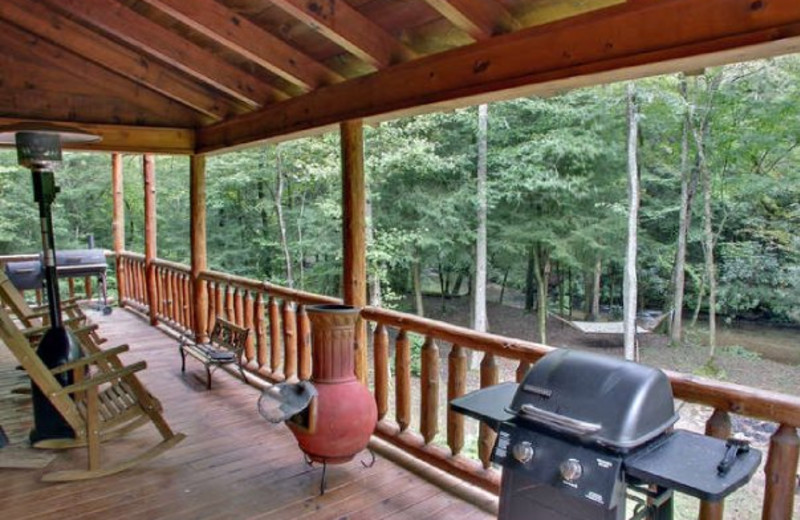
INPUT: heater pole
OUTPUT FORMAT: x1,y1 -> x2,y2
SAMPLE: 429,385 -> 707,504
31,168 -> 62,328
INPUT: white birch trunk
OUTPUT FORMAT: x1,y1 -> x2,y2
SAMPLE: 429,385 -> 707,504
473,103 -> 489,334
670,77 -> 692,345
623,82 -> 640,362
274,146 -> 293,288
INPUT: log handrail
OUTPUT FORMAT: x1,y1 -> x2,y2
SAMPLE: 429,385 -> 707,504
362,306 -> 800,428
199,269 -> 340,305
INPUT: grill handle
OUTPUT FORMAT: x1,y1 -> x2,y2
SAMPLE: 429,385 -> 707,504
519,404 -> 602,436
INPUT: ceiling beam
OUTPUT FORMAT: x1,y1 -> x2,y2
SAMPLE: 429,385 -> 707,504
197,0 -> 800,154
0,21 -> 200,126
423,0 -> 520,41
0,0 -> 242,121
52,0 -> 286,108
269,0 -> 415,69
0,118 -> 195,155
137,0 -> 342,90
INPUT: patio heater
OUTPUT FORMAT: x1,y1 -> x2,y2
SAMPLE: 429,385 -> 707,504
0,122 -> 101,442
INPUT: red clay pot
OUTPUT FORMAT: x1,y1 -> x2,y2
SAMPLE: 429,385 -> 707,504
288,304 -> 377,464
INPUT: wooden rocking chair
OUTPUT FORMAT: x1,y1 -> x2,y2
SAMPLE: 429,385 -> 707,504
0,270 -> 106,347
0,307 -> 185,482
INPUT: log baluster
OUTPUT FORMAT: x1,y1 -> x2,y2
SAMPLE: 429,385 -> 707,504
515,360 -> 530,383
153,267 -> 161,318
373,323 -> 389,420
35,288 -> 43,306
268,296 -> 283,380
68,278 -> 75,300
447,344 -> 467,456
234,287 -> 244,326
244,291 -> 255,365
255,293 -> 267,372
762,424 -> 799,520
225,286 -> 235,324
395,329 -> 411,432
165,270 -> 174,322
297,304 -> 311,381
282,301 -> 297,382
478,352 -> 499,469
699,409 -> 732,520
175,273 -> 183,327
185,273 -> 194,331
214,281 -> 224,322
84,276 -> 92,301
420,336 -> 439,444
206,282 -> 217,332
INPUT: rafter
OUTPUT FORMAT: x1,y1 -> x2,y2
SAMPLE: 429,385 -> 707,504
137,0 -> 343,90
269,0 -> 415,69
197,0 -> 800,154
50,0 -> 286,108
0,21 -> 200,127
0,118 -> 194,154
423,0 -> 520,41
0,0 -> 242,121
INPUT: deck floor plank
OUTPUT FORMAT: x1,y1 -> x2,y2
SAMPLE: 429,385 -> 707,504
0,307 -> 493,520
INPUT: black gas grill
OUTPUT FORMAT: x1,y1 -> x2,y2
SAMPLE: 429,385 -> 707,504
451,349 -> 761,520
4,249 -> 110,313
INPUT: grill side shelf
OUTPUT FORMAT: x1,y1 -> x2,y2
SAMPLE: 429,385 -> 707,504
449,382 -> 517,432
624,430 -> 762,502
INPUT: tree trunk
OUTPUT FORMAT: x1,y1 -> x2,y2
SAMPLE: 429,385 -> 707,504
532,244 -> 550,345
297,191 -> 306,290
623,82 -> 640,362
670,76 -> 697,345
473,103 -> 489,334
697,124 -> 717,363
413,257 -> 424,317
591,257 -> 602,320
274,146 -> 293,288
498,267 -> 510,305
365,190 -> 381,306
525,244 -> 535,311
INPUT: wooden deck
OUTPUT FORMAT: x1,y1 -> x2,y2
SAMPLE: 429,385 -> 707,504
0,308 -> 494,520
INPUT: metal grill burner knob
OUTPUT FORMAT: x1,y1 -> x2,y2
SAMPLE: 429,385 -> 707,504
511,441 -> 534,464
560,458 -> 583,482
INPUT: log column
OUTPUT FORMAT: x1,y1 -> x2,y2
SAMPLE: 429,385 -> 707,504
341,119 -> 367,383
143,154 -> 158,326
111,153 -> 125,307
190,155 -> 208,342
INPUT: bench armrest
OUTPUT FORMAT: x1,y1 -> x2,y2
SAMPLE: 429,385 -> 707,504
50,344 -> 130,375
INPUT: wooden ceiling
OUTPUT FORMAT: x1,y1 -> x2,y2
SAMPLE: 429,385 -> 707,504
1,0 -> 799,155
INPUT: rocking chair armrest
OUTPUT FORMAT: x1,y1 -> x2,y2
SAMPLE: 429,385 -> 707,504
50,345 -> 130,375
53,360 -> 147,396
22,324 -> 49,338
70,323 -> 100,336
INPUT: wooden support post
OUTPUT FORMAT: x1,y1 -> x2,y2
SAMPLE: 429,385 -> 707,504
111,153 -> 125,306
143,154 -> 158,326
190,155 -> 209,342
700,409 -> 731,520
762,424 -> 799,520
341,119 -> 368,384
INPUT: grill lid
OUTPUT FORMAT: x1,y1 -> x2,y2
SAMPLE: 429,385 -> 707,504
508,350 -> 678,451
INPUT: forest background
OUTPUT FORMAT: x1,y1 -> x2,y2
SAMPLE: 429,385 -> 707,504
1,56 -> 798,362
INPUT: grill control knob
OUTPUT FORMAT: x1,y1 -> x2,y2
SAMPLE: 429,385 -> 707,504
560,458 -> 583,482
511,441 -> 534,464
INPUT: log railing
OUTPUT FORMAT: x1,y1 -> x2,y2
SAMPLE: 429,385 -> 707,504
117,252 -> 148,311
105,253 -> 800,519
152,258 -> 193,334
197,269 -> 338,383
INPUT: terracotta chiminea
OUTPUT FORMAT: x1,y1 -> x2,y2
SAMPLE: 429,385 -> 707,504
288,304 -> 377,464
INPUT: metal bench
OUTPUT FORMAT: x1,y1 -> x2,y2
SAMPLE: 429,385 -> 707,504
179,317 -> 249,389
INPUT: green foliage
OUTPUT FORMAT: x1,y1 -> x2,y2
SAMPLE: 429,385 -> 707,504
0,57 -> 799,328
